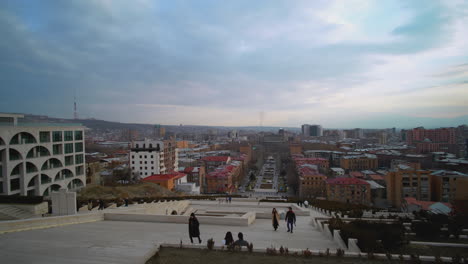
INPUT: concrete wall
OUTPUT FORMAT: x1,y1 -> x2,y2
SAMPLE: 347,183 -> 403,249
333,230 -> 347,250
104,211 -> 256,226
1,202 -> 48,215
347,238 -> 361,253
0,213 -> 104,234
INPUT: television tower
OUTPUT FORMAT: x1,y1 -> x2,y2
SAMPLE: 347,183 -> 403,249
73,96 -> 78,120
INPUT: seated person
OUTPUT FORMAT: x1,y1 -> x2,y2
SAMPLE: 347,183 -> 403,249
233,232 -> 249,247
223,231 -> 234,247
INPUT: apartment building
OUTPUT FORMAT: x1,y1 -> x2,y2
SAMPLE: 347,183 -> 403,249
406,127 -> 458,154
129,138 -> 178,179
298,165 -> 327,198
0,113 -> 85,196
430,170 -> 468,202
205,163 -> 240,193
340,154 -> 378,171
326,178 -> 371,205
385,168 -> 432,208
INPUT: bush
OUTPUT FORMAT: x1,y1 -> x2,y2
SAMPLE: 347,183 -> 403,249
411,221 -> 441,239
339,220 -> 405,253
207,238 -> 214,250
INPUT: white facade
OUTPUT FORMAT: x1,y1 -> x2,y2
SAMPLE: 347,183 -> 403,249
130,138 -> 178,179
330,167 -> 345,176
0,114 -> 86,196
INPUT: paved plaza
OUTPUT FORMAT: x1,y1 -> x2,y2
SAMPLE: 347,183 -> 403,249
0,201 -> 336,264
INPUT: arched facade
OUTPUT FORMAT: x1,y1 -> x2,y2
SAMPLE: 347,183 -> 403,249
9,148 -> 22,161
67,178 -> 84,191
41,158 -> 63,170
9,132 -> 37,145
55,168 -> 74,182
26,146 -> 51,159
0,122 -> 86,196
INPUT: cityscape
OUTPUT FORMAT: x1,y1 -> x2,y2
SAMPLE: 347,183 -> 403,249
1,0 -> 468,263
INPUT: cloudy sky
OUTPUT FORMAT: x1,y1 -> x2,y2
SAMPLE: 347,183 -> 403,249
1,0 -> 467,128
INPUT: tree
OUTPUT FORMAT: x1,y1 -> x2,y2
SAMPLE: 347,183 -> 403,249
249,172 -> 256,182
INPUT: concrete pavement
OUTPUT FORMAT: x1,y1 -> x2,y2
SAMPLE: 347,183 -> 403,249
0,203 -> 338,264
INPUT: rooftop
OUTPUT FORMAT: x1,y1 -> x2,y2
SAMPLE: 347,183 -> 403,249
201,156 -> 230,162
143,172 -> 186,181
326,177 -> 369,185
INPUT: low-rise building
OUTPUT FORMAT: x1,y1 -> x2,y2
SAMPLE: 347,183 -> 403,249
141,172 -> 187,192
330,167 -> 345,176
430,170 -> 468,202
298,165 -> 327,198
385,168 -> 432,208
340,154 -> 378,171
326,178 -> 371,205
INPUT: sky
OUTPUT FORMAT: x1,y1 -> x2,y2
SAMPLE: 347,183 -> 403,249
1,0 -> 468,128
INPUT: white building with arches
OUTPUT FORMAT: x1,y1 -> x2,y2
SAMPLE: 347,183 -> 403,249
0,113 -> 86,196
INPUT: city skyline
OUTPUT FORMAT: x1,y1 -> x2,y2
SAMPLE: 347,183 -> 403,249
1,0 -> 468,127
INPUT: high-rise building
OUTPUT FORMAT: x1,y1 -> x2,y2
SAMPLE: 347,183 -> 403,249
301,124 -> 323,137
0,113 -> 86,196
129,138 -> 178,179
406,127 -> 457,154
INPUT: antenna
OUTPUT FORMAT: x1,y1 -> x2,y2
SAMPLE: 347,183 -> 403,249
73,96 -> 78,120
73,90 -> 78,120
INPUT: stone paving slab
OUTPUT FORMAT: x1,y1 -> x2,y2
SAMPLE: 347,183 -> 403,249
0,213 -> 337,264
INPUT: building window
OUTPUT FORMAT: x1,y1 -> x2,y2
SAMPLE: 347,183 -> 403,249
52,131 -> 63,142
74,130 -> 83,140
151,155 -> 153,158
64,131 -> 73,141
132,161 -> 135,164
145,161 -> 147,164
132,155 -> 134,159
64,143 -> 74,154
65,155 -> 74,166
10,178 -> 20,191
151,161 -> 154,164
76,165 -> 84,176
140,167 -> 142,170
75,142 -> 83,153
145,155 -> 147,158
53,144 -> 63,155
139,155 -> 142,158
39,131 -> 50,143
75,154 -> 84,164
132,167 -> 135,170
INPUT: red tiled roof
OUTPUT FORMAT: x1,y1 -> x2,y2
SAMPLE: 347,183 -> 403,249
143,172 -> 186,181
202,156 -> 230,162
183,167 -> 194,173
206,164 -> 239,178
369,174 -> 384,181
404,197 -> 451,210
326,177 -> 369,185
299,166 -> 320,176
349,171 -> 364,178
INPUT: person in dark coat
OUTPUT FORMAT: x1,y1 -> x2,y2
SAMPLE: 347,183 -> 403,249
98,200 -> 104,210
223,231 -> 234,247
188,213 -> 202,243
272,208 -> 280,231
233,232 -> 249,247
285,207 -> 296,233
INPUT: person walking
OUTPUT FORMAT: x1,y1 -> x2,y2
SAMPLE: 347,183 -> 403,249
285,207 -> 296,233
98,199 -> 104,210
188,213 -> 202,244
272,208 -> 280,231
304,200 -> 309,208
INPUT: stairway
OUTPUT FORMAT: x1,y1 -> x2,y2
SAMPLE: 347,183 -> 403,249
0,205 -> 36,220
